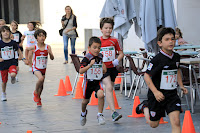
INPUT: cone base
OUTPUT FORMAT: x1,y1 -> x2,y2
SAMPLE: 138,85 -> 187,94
159,121 -> 168,124
54,93 -> 70,96
72,97 -> 83,99
88,103 -> 98,106
128,114 -> 145,118
106,106 -> 121,110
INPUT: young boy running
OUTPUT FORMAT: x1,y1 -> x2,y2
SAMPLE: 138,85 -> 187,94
79,37 -> 107,126
25,29 -> 54,106
136,27 -> 188,133
100,18 -> 124,121
0,26 -> 25,101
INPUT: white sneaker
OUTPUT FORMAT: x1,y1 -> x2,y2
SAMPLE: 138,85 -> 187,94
15,76 -> 19,82
97,114 -> 105,125
80,110 -> 87,126
29,67 -> 32,72
1,93 -> 7,101
11,77 -> 16,84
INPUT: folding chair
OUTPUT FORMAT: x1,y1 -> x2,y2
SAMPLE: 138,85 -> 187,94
70,54 -> 84,95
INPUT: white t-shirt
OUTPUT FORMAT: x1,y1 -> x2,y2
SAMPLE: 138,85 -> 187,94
24,30 -> 37,47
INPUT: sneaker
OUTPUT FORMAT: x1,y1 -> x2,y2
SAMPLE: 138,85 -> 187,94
80,110 -> 87,126
136,100 -> 148,114
63,61 -> 68,64
112,111 -> 122,122
37,100 -> 42,107
11,77 -> 16,84
97,114 -> 105,125
15,76 -> 19,82
29,67 -> 32,72
1,93 -> 7,101
33,91 -> 40,103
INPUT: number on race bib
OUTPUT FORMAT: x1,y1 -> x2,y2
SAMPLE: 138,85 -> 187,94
87,64 -> 103,80
100,46 -> 115,62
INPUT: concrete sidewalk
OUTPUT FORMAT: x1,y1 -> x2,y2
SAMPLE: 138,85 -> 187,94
0,46 -> 200,133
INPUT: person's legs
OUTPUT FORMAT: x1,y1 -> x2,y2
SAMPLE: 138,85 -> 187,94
70,37 -> 76,54
28,50 -> 33,68
1,70 -> 8,93
63,34 -> 69,62
97,89 -> 104,113
168,111 -> 181,133
81,99 -> 90,113
33,71 -> 44,102
80,99 -> 89,126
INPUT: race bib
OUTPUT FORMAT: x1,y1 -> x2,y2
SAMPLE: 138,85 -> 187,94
27,34 -> 36,44
100,46 -> 115,62
87,64 -> 103,80
160,69 -> 178,90
1,46 -> 14,60
36,56 -> 47,69
13,33 -> 19,42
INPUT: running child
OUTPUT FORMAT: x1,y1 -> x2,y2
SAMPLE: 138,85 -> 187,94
22,21 -> 41,71
79,36 -> 107,126
0,26 -> 25,101
136,27 -> 188,133
25,29 -> 54,106
100,18 -> 124,121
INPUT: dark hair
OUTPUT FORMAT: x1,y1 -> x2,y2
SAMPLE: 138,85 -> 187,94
157,27 -> 175,41
34,29 -> 47,39
100,17 -> 114,29
28,21 -> 41,30
175,27 -> 183,38
88,36 -> 101,47
0,25 -> 11,38
11,20 -> 18,29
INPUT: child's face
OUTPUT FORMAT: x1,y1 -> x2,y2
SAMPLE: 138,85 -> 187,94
158,33 -> 175,52
36,33 -> 46,43
27,23 -> 34,31
11,22 -> 17,31
100,23 -> 113,37
0,21 -> 5,28
88,42 -> 101,56
175,32 -> 180,40
1,29 -> 11,39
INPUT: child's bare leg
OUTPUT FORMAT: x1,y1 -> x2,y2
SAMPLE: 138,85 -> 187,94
2,82 -> 7,93
97,89 -> 104,113
38,75 -> 45,98
82,99 -> 90,112
149,120 -> 159,128
34,71 -> 44,94
143,107 -> 150,123
168,111 -> 181,133
28,50 -> 33,67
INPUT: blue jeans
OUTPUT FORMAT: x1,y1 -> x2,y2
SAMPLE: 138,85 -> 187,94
63,34 -> 76,61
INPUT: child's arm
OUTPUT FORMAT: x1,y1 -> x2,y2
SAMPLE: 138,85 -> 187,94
103,62 -> 107,74
17,48 -> 23,60
113,50 -> 124,66
177,69 -> 188,94
47,45 -> 54,60
25,45 -> 35,64
0,51 -> 3,62
144,73 -> 165,102
79,59 -> 95,74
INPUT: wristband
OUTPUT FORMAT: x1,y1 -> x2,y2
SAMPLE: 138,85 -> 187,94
22,58 -> 26,61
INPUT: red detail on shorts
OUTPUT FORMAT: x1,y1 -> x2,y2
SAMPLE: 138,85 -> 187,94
1,65 -> 17,83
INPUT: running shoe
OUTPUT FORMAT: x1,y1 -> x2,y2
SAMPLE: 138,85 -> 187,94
29,67 -> 32,72
112,111 -> 122,122
80,110 -> 87,126
136,100 -> 148,114
15,76 -> 19,82
11,77 -> 16,84
37,100 -> 42,107
97,114 -> 105,125
1,93 -> 7,101
33,91 -> 40,102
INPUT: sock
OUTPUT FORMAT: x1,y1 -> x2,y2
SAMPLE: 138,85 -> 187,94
97,112 -> 102,116
2,92 -> 6,95
81,111 -> 86,116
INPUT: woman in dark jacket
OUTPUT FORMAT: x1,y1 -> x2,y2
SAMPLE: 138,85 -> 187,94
61,6 -> 78,64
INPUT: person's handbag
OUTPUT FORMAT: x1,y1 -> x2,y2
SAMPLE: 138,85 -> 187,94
59,18 -> 70,36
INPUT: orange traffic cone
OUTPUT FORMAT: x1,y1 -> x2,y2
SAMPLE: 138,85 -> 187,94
128,96 -> 145,118
182,110 -> 196,133
54,79 -> 70,96
88,92 -> 98,106
106,90 -> 121,109
72,81 -> 83,99
27,130 -> 32,133
65,75 -> 72,92
79,74 -> 84,83
114,74 -> 122,84
159,117 -> 168,124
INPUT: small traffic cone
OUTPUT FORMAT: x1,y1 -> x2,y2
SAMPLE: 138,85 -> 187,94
159,117 -> 168,124
114,74 -> 122,84
72,81 -> 83,99
182,110 -> 196,133
106,90 -> 121,109
27,131 -> 32,133
54,79 -> 70,96
128,96 -> 145,118
88,92 -> 98,106
65,75 -> 72,92
79,74 -> 84,83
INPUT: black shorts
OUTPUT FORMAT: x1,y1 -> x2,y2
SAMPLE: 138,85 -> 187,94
148,89 -> 181,121
19,46 -> 23,52
83,80 -> 103,99
102,67 -> 118,82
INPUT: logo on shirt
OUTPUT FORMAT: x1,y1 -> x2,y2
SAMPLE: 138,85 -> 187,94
150,111 -> 156,117
176,62 -> 179,68
163,66 -> 169,69
40,52 -> 45,55
176,103 -> 181,106
147,63 -> 153,70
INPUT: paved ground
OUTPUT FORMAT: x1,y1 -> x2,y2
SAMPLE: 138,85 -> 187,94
0,45 -> 200,133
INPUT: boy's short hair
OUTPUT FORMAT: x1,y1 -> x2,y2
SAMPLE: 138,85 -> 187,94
157,27 -> 175,41
0,19 -> 6,24
89,36 -> 101,47
0,25 -> 11,38
100,17 -> 114,29
34,29 -> 47,39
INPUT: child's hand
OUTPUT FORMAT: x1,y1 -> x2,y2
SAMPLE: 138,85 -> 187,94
47,46 -> 52,54
112,59 -> 119,67
180,86 -> 188,94
153,90 -> 165,102
89,59 -> 95,67
0,58 -> 4,62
